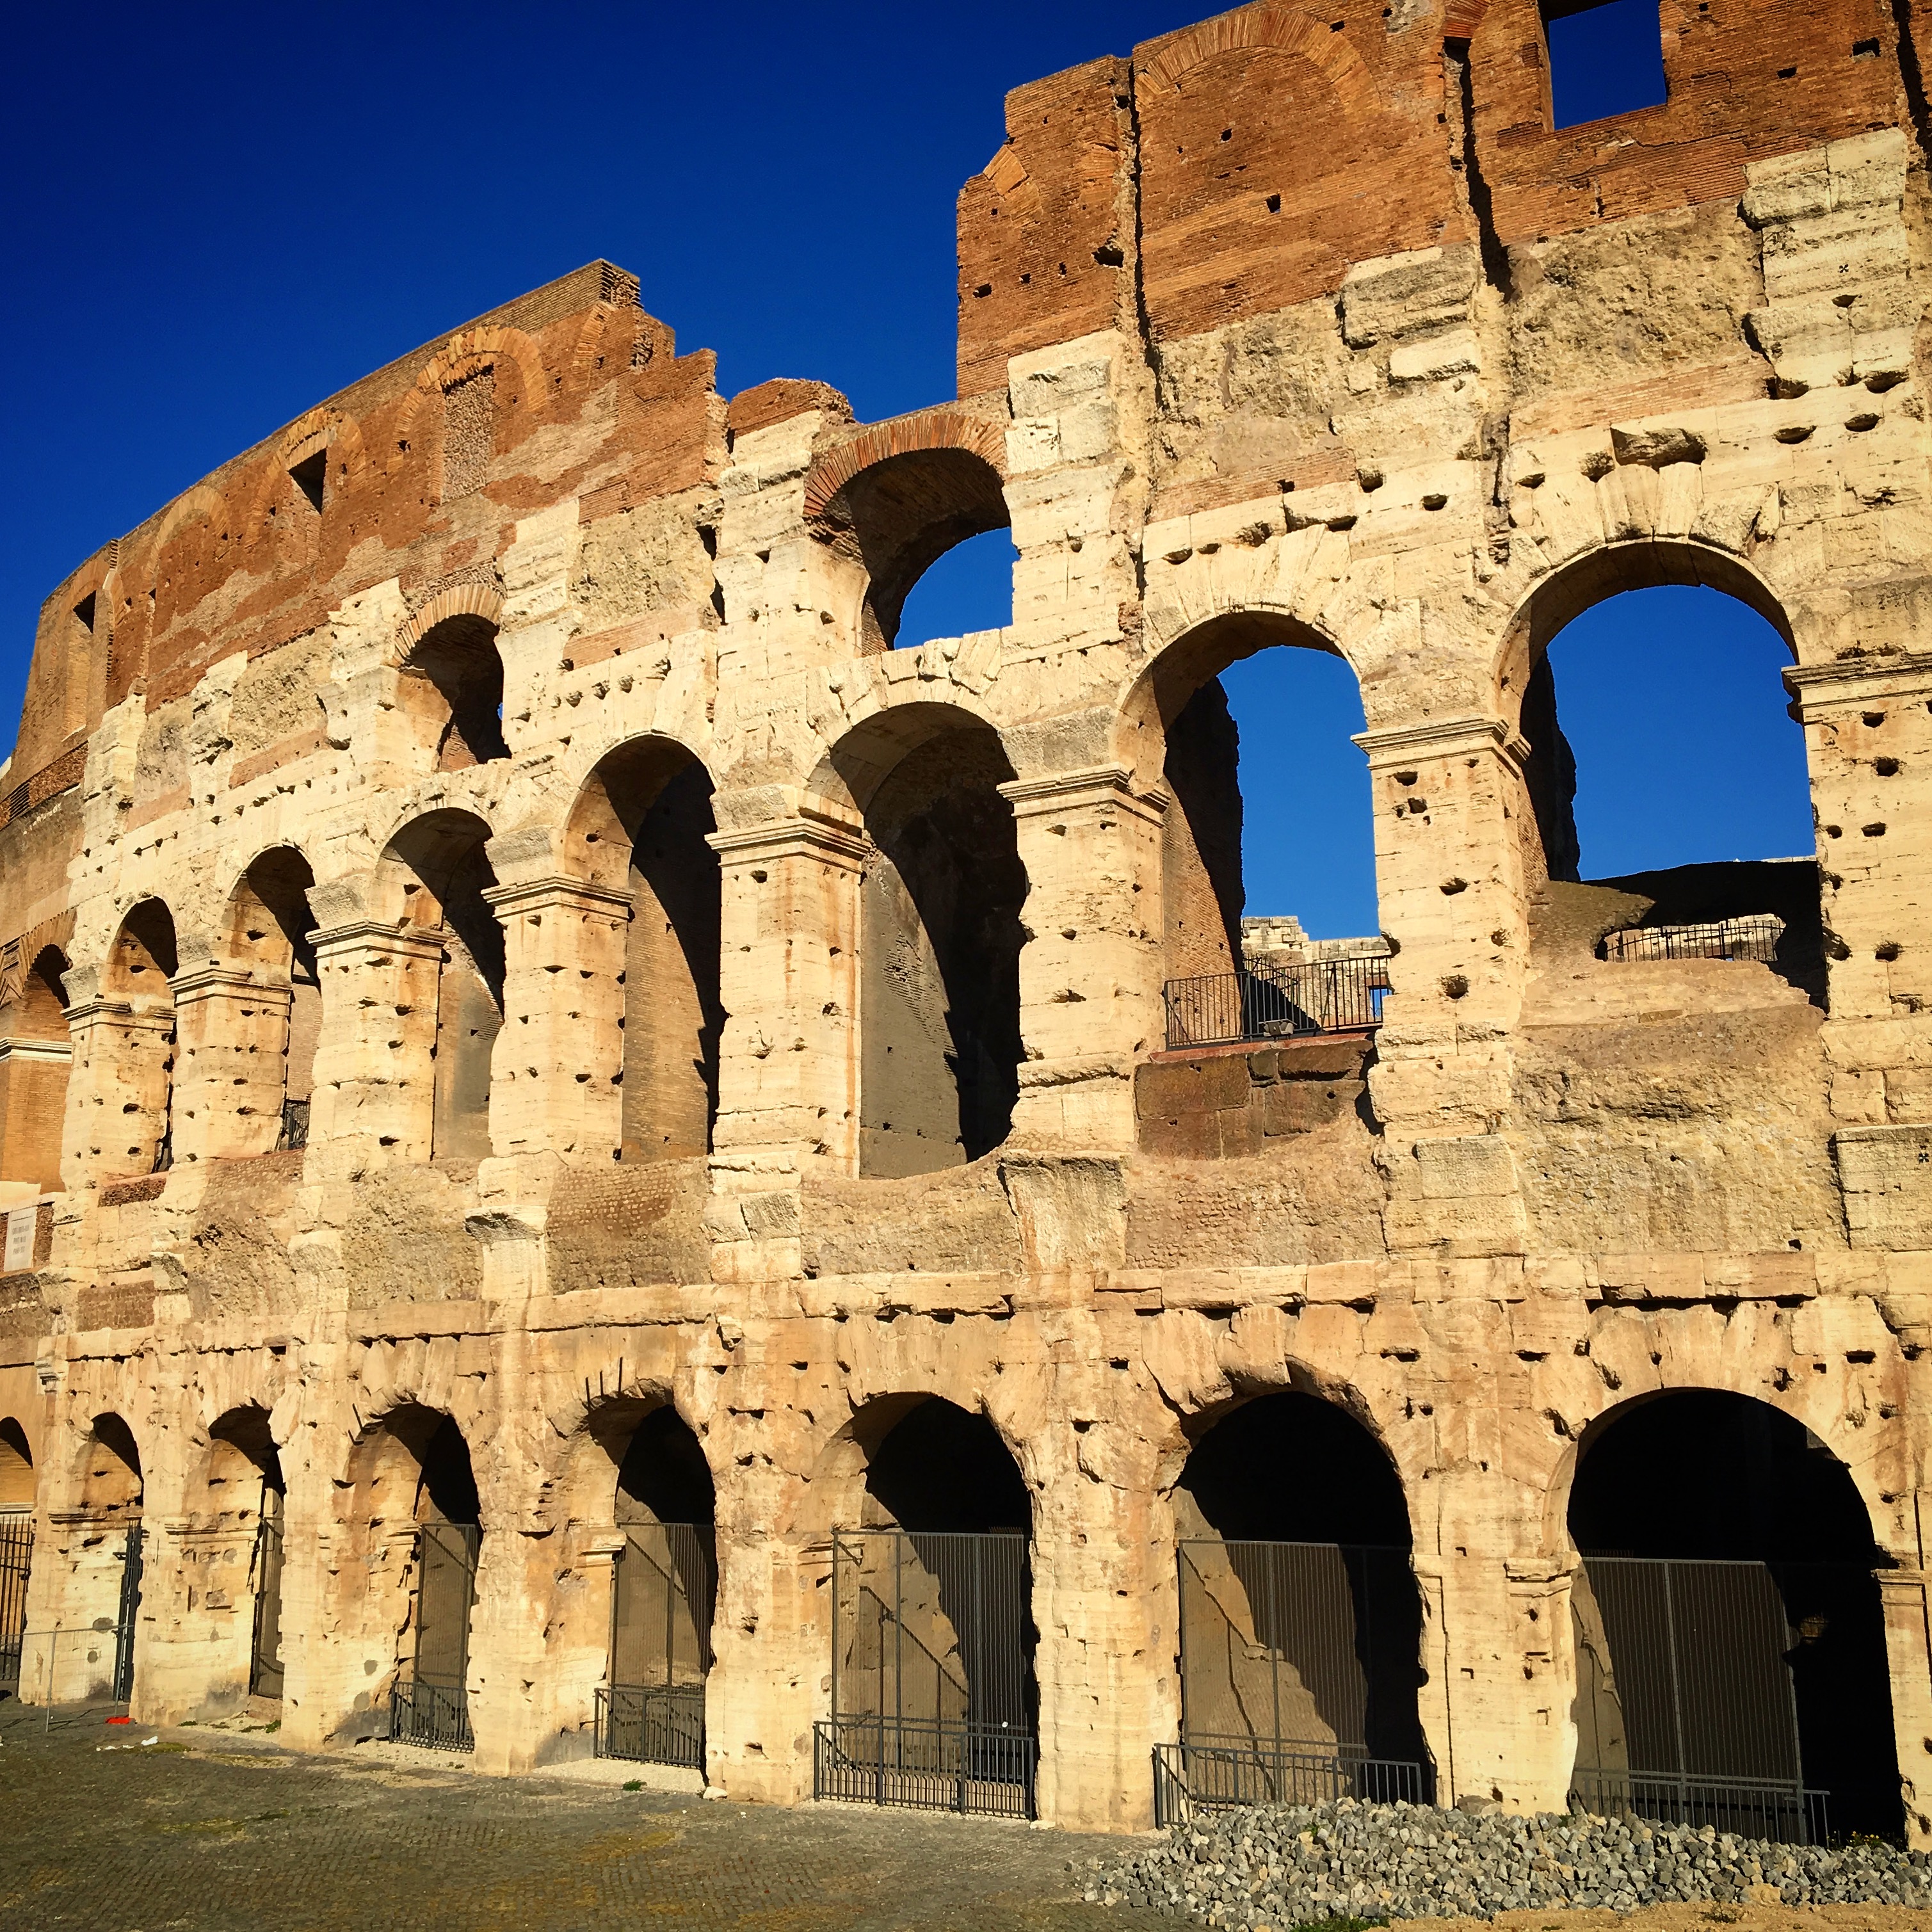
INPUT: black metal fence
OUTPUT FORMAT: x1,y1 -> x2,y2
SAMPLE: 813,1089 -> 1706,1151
1570,1767 -> 1830,1845
1600,916 -> 1783,964
113,1525 -> 143,1701
250,1491 -> 285,1699
595,1520 -> 715,1769
1153,1741 -> 1427,1827
276,1097 -> 310,1152
390,1521 -> 479,1752
822,1529 -> 1035,1819
1570,1555 -> 1823,1844
0,1517 -> 31,1695
1164,1538 -> 1429,1823
1163,954 -> 1389,1052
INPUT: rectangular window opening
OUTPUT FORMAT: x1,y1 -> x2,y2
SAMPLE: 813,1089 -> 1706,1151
289,450 -> 326,515
1542,0 -> 1668,129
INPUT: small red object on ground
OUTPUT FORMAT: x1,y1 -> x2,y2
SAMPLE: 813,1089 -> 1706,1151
106,1715 -> 132,1725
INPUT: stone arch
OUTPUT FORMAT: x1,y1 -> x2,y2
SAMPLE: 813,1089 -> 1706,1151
0,944 -> 75,1189
563,735 -> 723,1161
805,409 -> 1011,652
1137,3 -> 1382,111
1120,607 -> 1381,990
93,901 -> 179,1177
395,592 -> 510,769
0,1417 -> 33,1512
376,810 -> 502,1163
102,898 -> 180,1000
813,703 -> 1027,1175
1557,1384 -> 1903,1840
177,1404 -> 287,1714
390,326 -> 549,485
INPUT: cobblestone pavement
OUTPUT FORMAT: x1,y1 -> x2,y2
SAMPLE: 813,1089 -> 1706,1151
0,1703 -> 1169,1932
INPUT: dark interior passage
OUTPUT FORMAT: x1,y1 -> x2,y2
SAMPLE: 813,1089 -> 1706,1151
1568,1391 -> 1900,1839
856,720 -> 1026,1177
863,1397 -> 1030,1535
1176,1393 -> 1428,1775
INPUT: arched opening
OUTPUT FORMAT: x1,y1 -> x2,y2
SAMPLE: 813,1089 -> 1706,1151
1567,1390 -> 1900,1842
223,849 -> 321,1154
814,446 -> 1011,653
1135,615 -> 1385,1054
894,527 -> 1017,650
401,614 -> 509,769
68,1413 -> 143,1702
0,1419 -> 33,1698
1168,1392 -> 1429,1808
198,1407 -> 287,1707
822,1396 -> 1036,1816
1509,554 -> 1821,997
351,1406 -> 481,1751
382,812 -> 503,1164
566,740 -> 724,1160
581,1403 -> 718,1768
103,903 -> 179,1174
828,708 -> 1027,1177
0,946 -> 73,1191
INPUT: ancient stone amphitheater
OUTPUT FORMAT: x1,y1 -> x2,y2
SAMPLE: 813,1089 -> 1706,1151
0,0 -> 1927,1850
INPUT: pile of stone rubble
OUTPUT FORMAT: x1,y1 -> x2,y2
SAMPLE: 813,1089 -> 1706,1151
1077,1798 -> 1931,1924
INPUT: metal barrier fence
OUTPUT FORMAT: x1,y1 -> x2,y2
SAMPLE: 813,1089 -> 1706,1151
389,1521 -> 479,1753
595,1517 -> 716,1769
813,1714 -> 1036,1819
388,1677 -> 473,1752
1153,1741 -> 1428,1828
1163,954 -> 1389,1052
0,1517 -> 31,1695
113,1525 -> 143,1701
249,1493 -> 285,1698
826,1529 -> 1034,1818
276,1097 -> 310,1151
1568,1767 -> 1829,1846
595,1684 -> 707,1769
1600,916 -> 1783,964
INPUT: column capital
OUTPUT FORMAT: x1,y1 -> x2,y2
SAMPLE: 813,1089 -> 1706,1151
707,799 -> 869,872
0,1037 -> 73,1065
309,919 -> 451,962
169,965 -> 289,1007
1783,651 -> 1932,721
480,875 -> 632,921
1352,714 -> 1527,771
997,764 -> 1170,828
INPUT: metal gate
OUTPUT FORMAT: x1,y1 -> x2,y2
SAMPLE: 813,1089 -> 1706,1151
595,1520 -> 714,1768
814,1529 -> 1035,1818
249,1485 -> 285,1699
1155,1539 -> 1429,1825
389,1522 -> 478,1751
1571,1556 -> 1829,1843
0,1516 -> 31,1695
113,1525 -> 144,1701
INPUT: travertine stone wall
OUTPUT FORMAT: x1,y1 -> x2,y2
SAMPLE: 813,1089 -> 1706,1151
2,0 -> 1930,1842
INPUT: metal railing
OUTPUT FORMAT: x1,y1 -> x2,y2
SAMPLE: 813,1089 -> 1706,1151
1164,954 -> 1389,1052
1600,915 -> 1784,964
814,1714 -> 1036,1819
1569,1767 -> 1829,1846
1153,1741 -> 1428,1827
389,1677 -> 473,1752
275,1097 -> 310,1152
0,1517 -> 31,1695
595,1684 -> 706,1769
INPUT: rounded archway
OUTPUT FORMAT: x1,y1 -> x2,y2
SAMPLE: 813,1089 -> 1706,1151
54,1413 -> 144,1702
0,946 -> 71,1190
823,1396 -> 1036,1816
1170,1391 -> 1429,1799
821,705 -> 1027,1177
1566,1390 -> 1900,1841
195,1407 -> 287,1708
0,1419 -> 33,1698
99,901 -> 179,1176
401,613 -> 508,769
214,848 -> 321,1156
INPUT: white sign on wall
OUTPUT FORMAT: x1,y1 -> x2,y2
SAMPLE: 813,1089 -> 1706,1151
3,1207 -> 36,1273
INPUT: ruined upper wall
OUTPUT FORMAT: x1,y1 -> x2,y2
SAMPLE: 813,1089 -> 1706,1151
956,0 -> 1925,394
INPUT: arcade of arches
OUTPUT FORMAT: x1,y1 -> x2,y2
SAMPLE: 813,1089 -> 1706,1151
3,1 -> 1931,1846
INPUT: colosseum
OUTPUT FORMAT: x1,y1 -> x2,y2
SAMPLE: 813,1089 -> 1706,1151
0,0 -> 1927,1849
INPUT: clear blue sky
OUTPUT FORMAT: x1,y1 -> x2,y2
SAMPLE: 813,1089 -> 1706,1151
3,2 -> 1810,935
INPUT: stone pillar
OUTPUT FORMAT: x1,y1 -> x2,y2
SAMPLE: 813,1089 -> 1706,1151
0,1037 -> 73,1191
306,923 -> 447,1170
1355,718 -> 1533,1260
61,997 -> 174,1189
997,768 -> 1166,1153
169,968 -> 293,1166
705,795 -> 865,1275
482,877 -> 630,1164
1878,1564 -> 1932,1848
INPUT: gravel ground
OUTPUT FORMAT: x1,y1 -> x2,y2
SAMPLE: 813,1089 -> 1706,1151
1083,1798 -> 1932,1926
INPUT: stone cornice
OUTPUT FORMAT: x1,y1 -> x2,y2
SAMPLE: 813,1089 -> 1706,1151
1353,715 -> 1529,770
997,766 -> 1170,827
481,876 -> 633,918
707,802 -> 871,871
308,920 -> 452,960
1783,652 -> 1932,719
